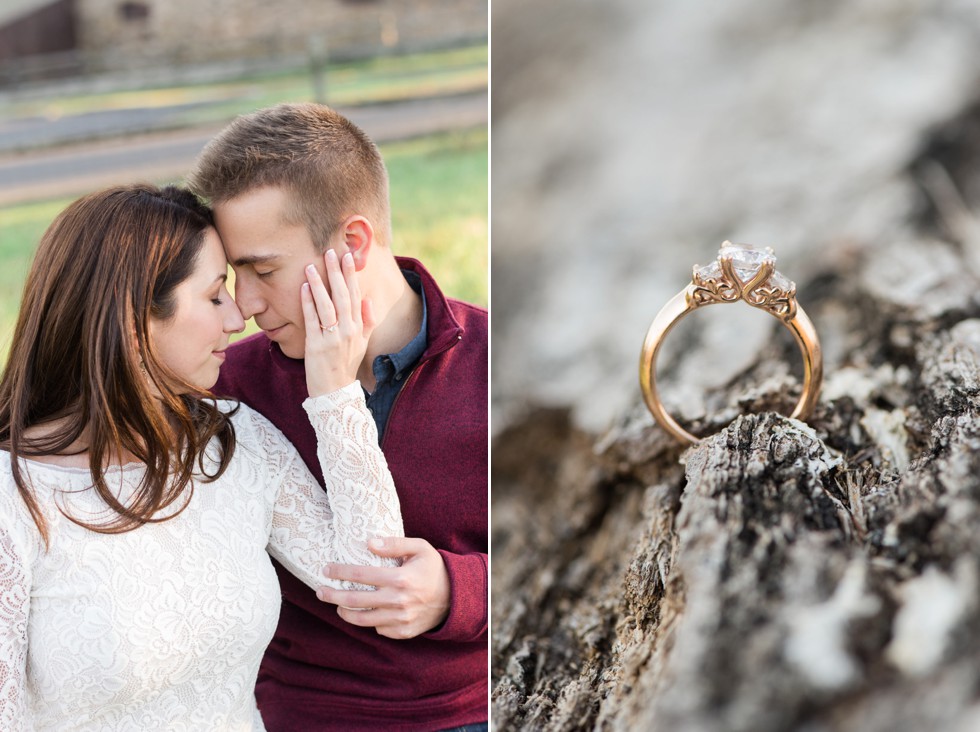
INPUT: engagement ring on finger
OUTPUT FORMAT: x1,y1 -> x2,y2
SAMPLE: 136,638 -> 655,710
639,241 -> 823,445
321,321 -> 339,333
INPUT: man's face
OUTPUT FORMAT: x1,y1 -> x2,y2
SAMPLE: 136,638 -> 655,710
213,186 -> 329,359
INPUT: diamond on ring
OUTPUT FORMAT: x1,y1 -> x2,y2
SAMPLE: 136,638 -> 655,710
321,322 -> 339,333
691,242 -> 797,320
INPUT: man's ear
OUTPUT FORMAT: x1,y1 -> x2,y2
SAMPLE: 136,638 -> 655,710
340,216 -> 374,271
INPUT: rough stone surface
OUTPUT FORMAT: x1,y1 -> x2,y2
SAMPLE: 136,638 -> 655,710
492,1 -> 980,730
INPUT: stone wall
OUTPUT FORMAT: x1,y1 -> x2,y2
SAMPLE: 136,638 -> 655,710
74,0 -> 485,69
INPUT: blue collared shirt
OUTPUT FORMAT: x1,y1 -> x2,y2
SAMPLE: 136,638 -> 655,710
364,270 -> 427,440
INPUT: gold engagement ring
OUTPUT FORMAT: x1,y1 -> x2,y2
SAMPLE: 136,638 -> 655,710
321,321 -> 339,333
639,241 -> 823,445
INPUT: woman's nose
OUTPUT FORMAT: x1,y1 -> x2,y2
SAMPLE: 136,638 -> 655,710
224,297 -> 246,334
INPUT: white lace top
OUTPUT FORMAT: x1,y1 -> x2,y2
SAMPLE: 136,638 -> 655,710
0,383 -> 404,731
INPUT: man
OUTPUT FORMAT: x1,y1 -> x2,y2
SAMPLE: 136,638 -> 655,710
187,103 -> 487,731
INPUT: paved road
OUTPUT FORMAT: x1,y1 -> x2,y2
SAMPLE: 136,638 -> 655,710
0,91 -> 487,206
0,100 -> 222,154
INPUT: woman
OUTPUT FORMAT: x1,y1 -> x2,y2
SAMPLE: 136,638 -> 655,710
0,184 -> 403,730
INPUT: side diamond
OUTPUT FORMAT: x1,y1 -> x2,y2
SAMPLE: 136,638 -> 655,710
696,260 -> 722,280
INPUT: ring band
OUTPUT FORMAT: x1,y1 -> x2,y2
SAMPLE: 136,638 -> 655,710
639,241 -> 823,445
321,321 -> 339,333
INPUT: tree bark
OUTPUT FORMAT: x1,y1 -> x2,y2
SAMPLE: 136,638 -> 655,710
493,262 -> 980,730
492,67 -> 980,732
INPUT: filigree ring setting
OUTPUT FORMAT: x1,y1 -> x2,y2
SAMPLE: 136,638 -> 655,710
639,241 -> 823,445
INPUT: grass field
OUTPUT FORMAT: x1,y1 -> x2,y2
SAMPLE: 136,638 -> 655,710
0,126 -> 487,357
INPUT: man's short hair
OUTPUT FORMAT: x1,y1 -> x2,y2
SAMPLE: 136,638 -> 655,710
187,103 -> 391,249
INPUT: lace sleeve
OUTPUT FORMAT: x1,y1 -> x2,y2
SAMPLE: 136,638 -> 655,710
0,488 -> 35,731
259,382 -> 404,590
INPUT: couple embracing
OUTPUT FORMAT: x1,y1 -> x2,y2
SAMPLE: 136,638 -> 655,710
0,103 -> 488,731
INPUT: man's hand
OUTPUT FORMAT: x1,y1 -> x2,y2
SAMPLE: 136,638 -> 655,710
317,537 -> 450,639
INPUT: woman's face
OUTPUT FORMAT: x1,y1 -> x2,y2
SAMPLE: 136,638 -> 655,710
149,228 -> 245,390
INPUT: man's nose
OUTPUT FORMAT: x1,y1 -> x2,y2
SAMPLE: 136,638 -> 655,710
234,276 -> 265,321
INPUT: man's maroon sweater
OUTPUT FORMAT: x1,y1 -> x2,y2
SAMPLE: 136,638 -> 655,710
213,258 -> 488,731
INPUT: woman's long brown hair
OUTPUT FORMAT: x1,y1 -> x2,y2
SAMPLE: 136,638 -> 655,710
0,184 -> 237,544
